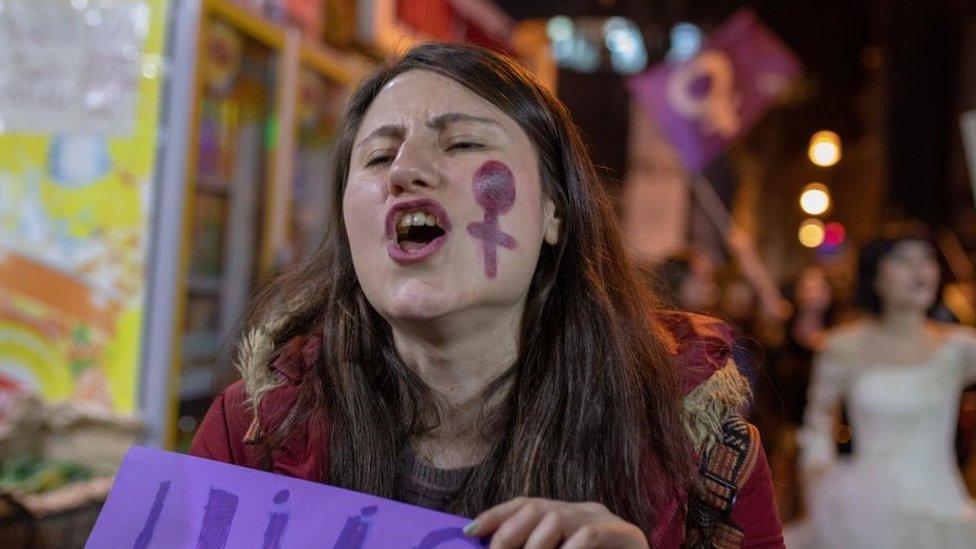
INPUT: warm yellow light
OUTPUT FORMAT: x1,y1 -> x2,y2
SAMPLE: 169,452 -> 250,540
808,130 -> 842,167
799,183 -> 831,215
798,218 -> 826,248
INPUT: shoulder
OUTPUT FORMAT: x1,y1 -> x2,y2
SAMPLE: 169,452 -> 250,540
189,380 -> 258,466
651,310 -> 736,395
942,323 -> 976,374
822,320 -> 868,352
685,416 -> 783,548
650,311 -> 751,453
724,424 -> 784,547
190,329 -> 325,473
944,322 -> 976,346
642,313 -> 781,546
817,320 -> 872,366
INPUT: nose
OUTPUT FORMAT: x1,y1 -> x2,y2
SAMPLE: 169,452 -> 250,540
388,139 -> 440,197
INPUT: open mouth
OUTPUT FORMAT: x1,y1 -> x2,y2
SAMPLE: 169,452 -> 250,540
385,199 -> 452,263
395,210 -> 447,251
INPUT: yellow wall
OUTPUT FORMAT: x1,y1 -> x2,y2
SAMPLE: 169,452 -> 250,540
0,0 -> 169,413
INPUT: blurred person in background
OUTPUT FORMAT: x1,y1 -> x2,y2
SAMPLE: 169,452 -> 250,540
719,272 -> 761,337
778,265 -> 837,433
716,270 -> 770,440
793,227 -> 976,548
651,249 -> 720,313
762,265 -> 838,521
716,270 -> 771,388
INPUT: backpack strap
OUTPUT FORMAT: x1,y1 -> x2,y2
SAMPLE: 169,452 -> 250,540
685,415 -> 760,548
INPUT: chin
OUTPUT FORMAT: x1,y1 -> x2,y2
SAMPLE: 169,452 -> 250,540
386,302 -> 449,322
382,283 -> 455,322
898,295 -> 937,313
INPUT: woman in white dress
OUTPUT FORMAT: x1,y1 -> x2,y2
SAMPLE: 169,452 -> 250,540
797,230 -> 976,548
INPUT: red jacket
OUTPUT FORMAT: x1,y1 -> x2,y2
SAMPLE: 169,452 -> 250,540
190,312 -> 783,548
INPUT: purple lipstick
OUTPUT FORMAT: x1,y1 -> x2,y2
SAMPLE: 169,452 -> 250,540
385,198 -> 452,264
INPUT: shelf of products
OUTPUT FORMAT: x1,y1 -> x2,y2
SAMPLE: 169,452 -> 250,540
170,0 -> 362,449
282,69 -> 345,266
175,8 -> 277,449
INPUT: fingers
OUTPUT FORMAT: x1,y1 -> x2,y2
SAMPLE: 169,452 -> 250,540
465,498 -> 647,549
523,510 -> 565,549
561,522 -> 648,549
489,500 -> 549,549
465,497 -> 529,538
561,525 -> 600,549
576,501 -> 610,515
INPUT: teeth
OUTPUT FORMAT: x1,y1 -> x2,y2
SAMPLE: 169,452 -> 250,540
396,210 -> 441,232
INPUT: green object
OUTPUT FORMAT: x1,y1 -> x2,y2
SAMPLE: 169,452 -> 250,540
266,115 -> 279,150
0,457 -> 94,495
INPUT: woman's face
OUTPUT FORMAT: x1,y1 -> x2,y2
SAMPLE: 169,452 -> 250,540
874,240 -> 941,313
343,70 -> 559,324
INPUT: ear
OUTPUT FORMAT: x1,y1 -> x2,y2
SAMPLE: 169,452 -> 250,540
543,196 -> 562,246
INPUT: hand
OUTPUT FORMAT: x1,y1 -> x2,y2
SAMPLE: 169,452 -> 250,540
464,497 -> 649,549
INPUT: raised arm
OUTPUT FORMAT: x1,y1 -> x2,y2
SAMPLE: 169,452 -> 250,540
797,346 -> 849,473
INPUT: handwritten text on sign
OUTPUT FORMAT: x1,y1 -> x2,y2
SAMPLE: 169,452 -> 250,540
86,447 -> 486,548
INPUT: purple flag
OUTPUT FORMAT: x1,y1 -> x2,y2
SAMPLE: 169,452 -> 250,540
627,9 -> 802,171
87,446 -> 486,548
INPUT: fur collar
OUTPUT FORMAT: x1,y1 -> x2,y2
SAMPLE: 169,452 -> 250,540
232,311 -> 751,455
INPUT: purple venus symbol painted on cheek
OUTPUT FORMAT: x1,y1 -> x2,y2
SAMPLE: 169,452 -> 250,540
466,160 -> 518,278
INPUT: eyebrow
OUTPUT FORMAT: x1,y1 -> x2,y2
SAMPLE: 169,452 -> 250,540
427,112 -> 501,131
356,124 -> 405,148
355,112 -> 501,148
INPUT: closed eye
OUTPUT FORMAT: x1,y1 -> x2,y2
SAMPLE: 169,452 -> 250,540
447,141 -> 484,152
365,153 -> 395,167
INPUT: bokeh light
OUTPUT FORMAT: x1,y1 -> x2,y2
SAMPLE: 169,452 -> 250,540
799,183 -> 831,215
799,218 -> 826,248
824,221 -> 846,246
546,16 -> 573,43
808,130 -> 842,167
667,22 -> 703,62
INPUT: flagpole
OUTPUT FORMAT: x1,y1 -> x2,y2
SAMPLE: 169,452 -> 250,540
689,172 -> 788,320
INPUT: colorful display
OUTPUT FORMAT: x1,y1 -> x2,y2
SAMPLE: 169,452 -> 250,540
0,0 -> 169,413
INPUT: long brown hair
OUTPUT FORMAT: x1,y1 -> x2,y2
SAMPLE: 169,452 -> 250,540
245,42 -> 692,533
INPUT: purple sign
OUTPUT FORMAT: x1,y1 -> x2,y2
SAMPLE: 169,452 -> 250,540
87,447 -> 486,548
627,9 -> 802,171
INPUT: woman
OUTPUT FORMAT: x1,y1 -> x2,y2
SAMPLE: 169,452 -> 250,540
798,230 -> 976,547
191,42 -> 782,548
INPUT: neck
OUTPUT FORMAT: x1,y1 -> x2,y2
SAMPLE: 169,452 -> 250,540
877,306 -> 927,336
390,306 -> 521,409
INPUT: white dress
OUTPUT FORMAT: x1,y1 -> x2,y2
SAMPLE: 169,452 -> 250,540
796,327 -> 976,548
